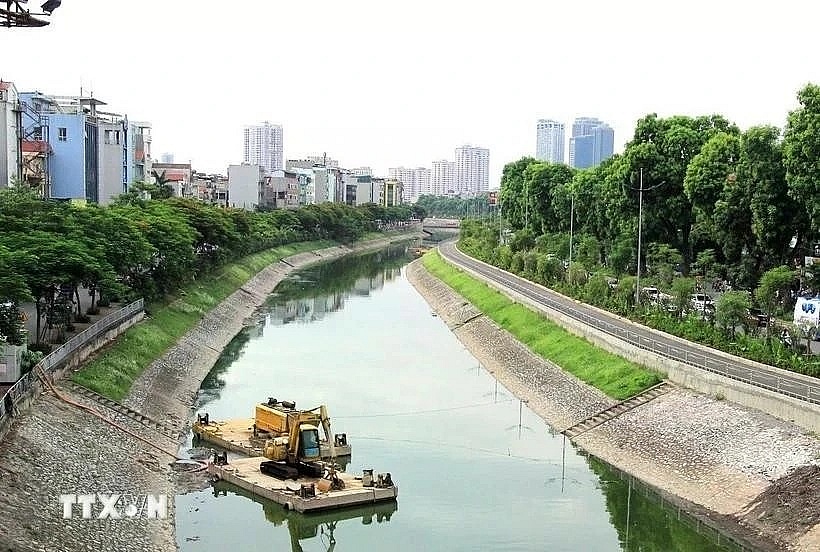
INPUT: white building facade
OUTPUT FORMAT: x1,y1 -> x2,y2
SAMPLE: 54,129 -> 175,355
243,121 -> 283,174
227,163 -> 264,210
388,166 -> 430,203
0,81 -> 20,187
454,145 -> 489,196
431,159 -> 455,196
536,119 -> 565,163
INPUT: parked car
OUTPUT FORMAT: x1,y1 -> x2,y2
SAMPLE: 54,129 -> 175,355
641,287 -> 660,303
690,293 -> 714,312
747,307 -> 770,328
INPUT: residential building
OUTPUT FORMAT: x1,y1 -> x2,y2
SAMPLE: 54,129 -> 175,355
535,119 -> 565,163
152,162 -> 192,198
388,166 -> 430,203
227,163 -> 264,210
454,145 -> 489,196
306,154 -> 339,168
431,159 -> 455,196
126,121 -> 151,185
342,173 -> 380,206
97,114 -> 127,205
0,81 -> 20,188
568,117 -> 614,169
381,178 -> 403,207
18,93 -> 110,203
260,169 -> 299,209
15,90 -> 152,204
192,172 -> 228,205
290,167 -> 315,205
352,166 -> 372,177
243,121 -> 283,174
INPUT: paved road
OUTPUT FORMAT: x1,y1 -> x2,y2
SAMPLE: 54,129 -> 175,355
439,242 -> 820,406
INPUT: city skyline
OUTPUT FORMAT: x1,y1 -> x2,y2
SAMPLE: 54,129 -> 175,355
1,1 -> 818,188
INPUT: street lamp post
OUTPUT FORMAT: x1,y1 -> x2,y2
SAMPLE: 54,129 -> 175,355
635,168 -> 644,305
568,190 -> 575,269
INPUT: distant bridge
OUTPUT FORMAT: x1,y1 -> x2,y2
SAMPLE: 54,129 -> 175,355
422,218 -> 461,229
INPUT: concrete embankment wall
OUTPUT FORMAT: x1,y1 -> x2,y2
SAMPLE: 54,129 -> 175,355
445,251 -> 820,434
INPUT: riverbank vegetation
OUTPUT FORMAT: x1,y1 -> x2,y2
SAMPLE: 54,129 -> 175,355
457,83 -> 820,377
72,241 -> 332,399
0,188 -> 421,348
423,250 -> 660,399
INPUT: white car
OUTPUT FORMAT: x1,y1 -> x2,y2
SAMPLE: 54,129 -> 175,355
690,293 -> 713,312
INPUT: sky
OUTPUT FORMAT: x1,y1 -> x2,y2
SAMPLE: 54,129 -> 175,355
2,1 -> 819,187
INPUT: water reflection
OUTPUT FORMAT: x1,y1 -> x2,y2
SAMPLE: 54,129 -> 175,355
585,455 -> 742,552
212,480 -> 397,552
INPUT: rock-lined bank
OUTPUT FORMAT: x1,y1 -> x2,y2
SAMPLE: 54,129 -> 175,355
406,259 -> 820,552
0,233 -> 422,552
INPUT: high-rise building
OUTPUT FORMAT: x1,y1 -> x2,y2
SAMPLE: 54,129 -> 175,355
535,119 -> 565,163
243,122 -> 283,174
569,117 -> 614,169
388,166 -> 430,203
431,160 -> 455,196
454,145 -> 489,196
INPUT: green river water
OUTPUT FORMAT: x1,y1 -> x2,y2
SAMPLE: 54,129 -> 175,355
175,244 -> 745,552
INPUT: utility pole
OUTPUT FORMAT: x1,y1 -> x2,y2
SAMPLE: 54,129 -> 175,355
568,190 -> 575,270
635,168 -> 644,305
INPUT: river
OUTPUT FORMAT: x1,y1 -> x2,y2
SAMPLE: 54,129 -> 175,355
175,243 -> 742,552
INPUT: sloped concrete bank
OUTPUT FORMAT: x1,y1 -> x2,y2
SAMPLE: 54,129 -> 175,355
406,259 -> 820,552
0,233 -> 421,552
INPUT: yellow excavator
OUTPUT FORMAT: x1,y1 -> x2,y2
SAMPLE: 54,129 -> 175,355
256,398 -> 347,480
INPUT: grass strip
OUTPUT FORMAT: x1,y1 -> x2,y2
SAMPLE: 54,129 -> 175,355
73,240 -> 335,400
423,250 -> 661,399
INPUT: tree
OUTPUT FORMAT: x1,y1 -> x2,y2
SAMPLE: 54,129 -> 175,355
755,266 -> 797,336
715,291 -> 751,339
624,114 -> 738,270
783,83 -> 820,234
683,132 -> 740,250
671,277 -> 695,317
743,126 -> 806,272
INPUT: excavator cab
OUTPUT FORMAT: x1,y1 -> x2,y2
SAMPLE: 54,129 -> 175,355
299,425 -> 321,460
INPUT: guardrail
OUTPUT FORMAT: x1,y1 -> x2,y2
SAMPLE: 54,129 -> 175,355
443,245 -> 820,406
0,299 -> 144,426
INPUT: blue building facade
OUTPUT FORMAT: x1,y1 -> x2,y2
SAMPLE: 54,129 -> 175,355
569,118 -> 614,169
18,93 -> 144,204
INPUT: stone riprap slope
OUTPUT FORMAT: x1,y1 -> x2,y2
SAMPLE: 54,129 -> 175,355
406,259 -> 820,552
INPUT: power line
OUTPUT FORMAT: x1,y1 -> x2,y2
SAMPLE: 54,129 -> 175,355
334,398 -> 516,419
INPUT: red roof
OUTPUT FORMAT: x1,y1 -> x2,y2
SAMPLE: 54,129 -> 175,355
163,170 -> 188,182
22,140 -> 50,153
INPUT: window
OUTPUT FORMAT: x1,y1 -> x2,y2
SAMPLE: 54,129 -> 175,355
58,127 -> 67,141
32,126 -> 43,140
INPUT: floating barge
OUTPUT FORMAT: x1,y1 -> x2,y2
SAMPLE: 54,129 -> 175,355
208,456 -> 398,513
193,417 -> 352,459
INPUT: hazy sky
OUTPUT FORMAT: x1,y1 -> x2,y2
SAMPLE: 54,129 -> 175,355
2,1 -> 819,186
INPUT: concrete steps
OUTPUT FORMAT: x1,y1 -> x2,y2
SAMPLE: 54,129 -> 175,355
63,381 -> 179,440
562,381 -> 674,440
